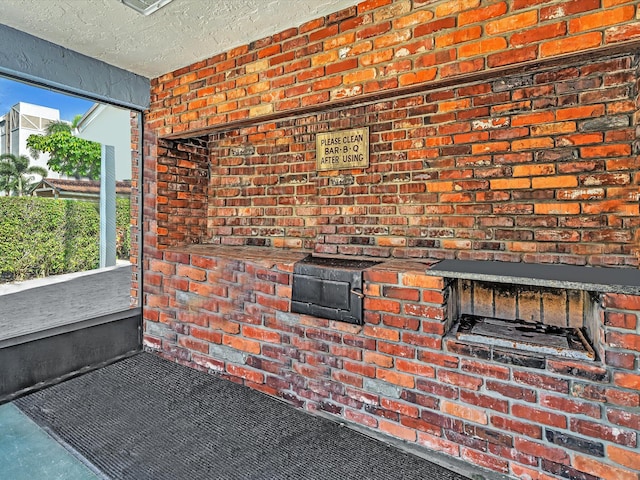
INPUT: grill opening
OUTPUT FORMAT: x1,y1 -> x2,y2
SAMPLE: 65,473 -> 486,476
451,279 -> 599,360
291,255 -> 380,324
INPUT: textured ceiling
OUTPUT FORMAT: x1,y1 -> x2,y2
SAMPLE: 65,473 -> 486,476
0,0 -> 359,79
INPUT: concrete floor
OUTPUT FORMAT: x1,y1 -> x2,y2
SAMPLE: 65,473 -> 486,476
0,263 -> 133,342
0,403 -> 101,480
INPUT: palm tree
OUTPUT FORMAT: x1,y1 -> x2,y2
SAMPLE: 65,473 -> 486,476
45,119 -> 73,135
0,153 -> 48,196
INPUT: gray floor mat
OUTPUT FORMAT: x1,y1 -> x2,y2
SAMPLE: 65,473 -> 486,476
16,353 -> 469,480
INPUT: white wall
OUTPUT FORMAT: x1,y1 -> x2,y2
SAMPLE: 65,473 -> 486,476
76,104 -> 131,181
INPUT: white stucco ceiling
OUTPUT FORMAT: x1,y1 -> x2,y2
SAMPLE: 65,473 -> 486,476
0,0 -> 359,79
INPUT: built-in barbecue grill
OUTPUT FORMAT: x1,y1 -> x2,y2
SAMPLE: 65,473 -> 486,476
291,255 -> 380,324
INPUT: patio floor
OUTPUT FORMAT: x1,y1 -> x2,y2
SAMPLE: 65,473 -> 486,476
8,353 -> 473,480
0,263 -> 133,343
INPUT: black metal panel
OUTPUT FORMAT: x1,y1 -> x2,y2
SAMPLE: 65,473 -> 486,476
293,275 -> 351,310
0,310 -> 141,402
291,256 -> 380,324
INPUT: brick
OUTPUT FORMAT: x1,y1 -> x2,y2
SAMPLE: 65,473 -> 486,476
569,6 -> 635,34
490,177 -> 531,190
191,327 -> 223,344
402,273 -> 444,289
395,358 -> 435,377
435,0 -> 480,17
379,419 -> 417,442
534,203 -> 580,215
511,22 -> 567,46
461,360 -> 509,380
191,353 -> 224,373
459,2 -> 508,26
606,21 -> 640,43
242,325 -> 280,343
381,398 -> 419,418
176,264 -> 206,282
573,455 -> 639,480
574,383 -> 640,408
604,294 -> 640,310
400,390 -> 438,410
580,144 -> 631,158
540,32 -> 602,57
512,405 -> 567,428
435,26 -> 482,48
510,465 -> 554,480
570,418 -> 637,446
512,111 -> 554,127
487,45 -> 538,68
416,378 -> 459,399
462,448 -> 509,474
382,286 -> 419,301
376,369 -> 414,388
178,336 -> 208,354
382,314 -> 420,331
345,408 -> 377,427
459,37 -> 507,58
541,459 -> 600,480
540,393 -> 600,419
486,11 -> 538,35
417,432 -> 460,457
545,429 -> 604,457
226,364 -> 264,384
441,400 -> 487,425
557,104 -> 605,120
400,415 -> 440,435
222,335 -> 261,354
605,350 -> 636,370
492,415 -> 542,439
607,331 -> 640,352
540,0 -> 601,21
515,438 -> 570,464
398,68 -> 437,86
607,445 -> 640,471
438,370 -> 483,391
460,390 -> 509,413
209,317 -> 240,334
363,351 -> 394,368
377,341 -> 415,358
393,9 -> 434,29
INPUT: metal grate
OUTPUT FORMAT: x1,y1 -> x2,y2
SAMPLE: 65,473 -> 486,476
455,315 -> 596,360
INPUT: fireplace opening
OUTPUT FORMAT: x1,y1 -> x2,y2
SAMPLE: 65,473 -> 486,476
455,315 -> 595,361
291,255 -> 380,325
451,279 -> 599,361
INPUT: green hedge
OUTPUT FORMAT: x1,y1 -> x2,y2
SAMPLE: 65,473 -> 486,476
0,197 -> 131,282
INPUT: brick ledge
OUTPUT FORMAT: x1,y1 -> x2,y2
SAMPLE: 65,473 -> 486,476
427,260 -> 640,295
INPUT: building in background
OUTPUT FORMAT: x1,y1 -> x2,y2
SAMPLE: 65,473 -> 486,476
0,102 -> 60,179
31,177 -> 132,202
75,103 -> 131,181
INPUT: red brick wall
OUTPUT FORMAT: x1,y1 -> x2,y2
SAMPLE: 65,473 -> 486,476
145,0 -> 640,267
156,138 -> 209,247
201,53 -> 639,266
141,1 -> 640,479
149,0 -> 640,137
144,247 -> 640,480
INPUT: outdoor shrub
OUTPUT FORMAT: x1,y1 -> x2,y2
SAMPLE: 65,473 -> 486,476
0,197 -> 101,281
63,200 -> 100,272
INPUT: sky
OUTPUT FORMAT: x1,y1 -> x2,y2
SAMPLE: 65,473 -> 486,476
0,76 -> 94,122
